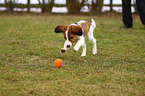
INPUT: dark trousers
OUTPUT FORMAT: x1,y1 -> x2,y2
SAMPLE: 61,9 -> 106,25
122,0 -> 145,27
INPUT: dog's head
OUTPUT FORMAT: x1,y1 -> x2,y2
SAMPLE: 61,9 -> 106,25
54,25 -> 83,53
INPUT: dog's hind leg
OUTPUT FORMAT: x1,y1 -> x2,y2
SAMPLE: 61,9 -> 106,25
88,26 -> 97,55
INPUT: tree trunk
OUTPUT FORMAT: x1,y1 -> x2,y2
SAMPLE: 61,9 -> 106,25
110,0 -> 113,11
27,0 -> 30,12
91,0 -> 104,15
5,0 -> 14,13
48,0 -> 54,13
42,0 -> 54,13
66,0 -> 85,14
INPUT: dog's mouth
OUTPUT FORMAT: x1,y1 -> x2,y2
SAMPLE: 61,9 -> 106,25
61,48 -> 67,53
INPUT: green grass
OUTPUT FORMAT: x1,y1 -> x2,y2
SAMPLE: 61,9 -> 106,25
0,14 -> 144,96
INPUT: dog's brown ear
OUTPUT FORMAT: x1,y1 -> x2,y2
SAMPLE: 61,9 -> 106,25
71,25 -> 83,36
54,25 -> 67,33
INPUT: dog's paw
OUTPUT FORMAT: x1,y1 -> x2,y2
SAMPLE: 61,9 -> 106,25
74,47 -> 79,52
61,48 -> 66,53
92,50 -> 97,55
81,53 -> 86,57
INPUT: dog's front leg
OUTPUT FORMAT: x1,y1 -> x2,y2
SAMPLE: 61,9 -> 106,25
74,36 -> 86,56
81,43 -> 86,56
61,42 -> 68,53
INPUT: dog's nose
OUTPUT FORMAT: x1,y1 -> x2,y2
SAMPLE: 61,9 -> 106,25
67,45 -> 70,48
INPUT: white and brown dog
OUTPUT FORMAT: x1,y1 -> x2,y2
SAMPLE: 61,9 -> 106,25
54,19 -> 97,56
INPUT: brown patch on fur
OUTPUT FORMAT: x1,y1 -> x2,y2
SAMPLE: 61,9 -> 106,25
68,29 -> 77,43
70,25 -> 83,36
63,25 -> 79,44
80,21 -> 91,36
66,25 -> 83,44
54,25 -> 68,33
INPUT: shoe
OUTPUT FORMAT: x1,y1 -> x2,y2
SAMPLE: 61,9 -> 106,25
120,25 -> 132,28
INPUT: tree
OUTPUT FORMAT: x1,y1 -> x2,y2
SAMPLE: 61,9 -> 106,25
66,0 -> 85,14
110,0 -> 113,11
27,0 -> 30,12
4,0 -> 15,13
91,0 -> 104,15
42,0 -> 54,13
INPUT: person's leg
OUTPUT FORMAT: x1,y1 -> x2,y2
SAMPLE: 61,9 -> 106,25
136,0 -> 145,25
121,0 -> 133,28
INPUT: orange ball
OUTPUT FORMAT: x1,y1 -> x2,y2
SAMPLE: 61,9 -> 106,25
54,59 -> 63,67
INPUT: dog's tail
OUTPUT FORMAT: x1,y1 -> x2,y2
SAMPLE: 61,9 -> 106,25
91,19 -> 96,29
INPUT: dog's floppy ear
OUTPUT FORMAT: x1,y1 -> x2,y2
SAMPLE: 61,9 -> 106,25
54,25 -> 67,33
71,25 -> 83,36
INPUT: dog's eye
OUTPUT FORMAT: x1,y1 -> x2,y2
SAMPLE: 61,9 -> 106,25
64,37 -> 67,40
69,36 -> 73,39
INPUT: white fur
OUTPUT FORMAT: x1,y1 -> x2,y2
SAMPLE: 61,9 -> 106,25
62,27 -> 72,51
77,20 -> 86,24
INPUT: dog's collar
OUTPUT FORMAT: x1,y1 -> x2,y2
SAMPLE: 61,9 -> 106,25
74,23 -> 82,28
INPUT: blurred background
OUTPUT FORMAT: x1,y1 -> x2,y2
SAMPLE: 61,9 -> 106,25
0,0 -> 137,14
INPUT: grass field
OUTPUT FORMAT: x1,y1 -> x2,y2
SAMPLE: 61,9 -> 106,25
0,14 -> 145,96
